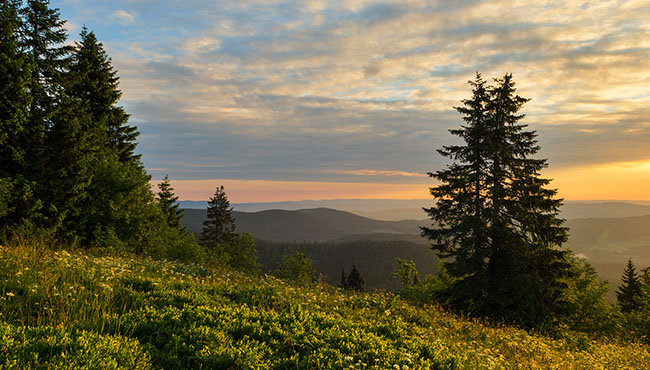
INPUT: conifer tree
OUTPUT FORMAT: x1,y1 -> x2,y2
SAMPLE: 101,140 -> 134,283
346,264 -> 365,292
617,259 -> 642,313
200,186 -> 236,249
157,175 -> 184,229
20,0 -> 73,131
422,73 -> 572,328
68,27 -> 139,163
0,0 -> 33,176
339,269 -> 348,289
0,0 -> 42,226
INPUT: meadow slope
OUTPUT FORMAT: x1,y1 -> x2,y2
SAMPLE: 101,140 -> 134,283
1,241 -> 649,369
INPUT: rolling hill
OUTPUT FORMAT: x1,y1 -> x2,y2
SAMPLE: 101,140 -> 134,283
182,208 -> 424,242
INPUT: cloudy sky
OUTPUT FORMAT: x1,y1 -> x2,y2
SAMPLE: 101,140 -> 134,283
52,0 -> 649,202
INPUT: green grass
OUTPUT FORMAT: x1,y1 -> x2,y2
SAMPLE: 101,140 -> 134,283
1,239 -> 649,369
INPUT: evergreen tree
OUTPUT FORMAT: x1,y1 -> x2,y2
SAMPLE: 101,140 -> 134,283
339,269 -> 348,289
0,0 -> 42,227
68,27 -> 139,164
422,73 -> 572,328
346,264 -> 365,292
0,0 -> 33,176
157,175 -> 184,229
617,259 -> 642,313
20,0 -> 73,132
200,186 -> 236,249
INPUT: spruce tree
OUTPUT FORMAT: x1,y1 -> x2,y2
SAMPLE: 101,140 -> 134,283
0,0 -> 34,176
20,0 -> 73,131
422,73 -> 572,328
339,269 -> 348,289
346,264 -> 365,292
157,175 -> 184,229
68,27 -> 139,164
200,186 -> 236,249
0,0 -> 42,227
617,259 -> 642,313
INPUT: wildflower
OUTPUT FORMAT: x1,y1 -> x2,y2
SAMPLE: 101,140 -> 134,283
344,356 -> 354,362
393,365 -> 400,369
6,292 -> 14,297
402,366 -> 410,370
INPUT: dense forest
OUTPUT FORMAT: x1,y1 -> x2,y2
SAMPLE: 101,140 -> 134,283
2,1 -> 650,368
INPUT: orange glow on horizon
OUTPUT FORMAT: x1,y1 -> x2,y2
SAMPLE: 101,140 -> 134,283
546,160 -> 650,201
154,159 -> 650,203
155,179 -> 431,203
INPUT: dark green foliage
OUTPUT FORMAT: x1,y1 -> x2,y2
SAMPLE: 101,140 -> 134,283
0,1 -> 33,176
346,264 -> 365,292
156,175 -> 184,229
68,27 -> 138,164
0,2 -> 204,260
422,73 -> 575,329
200,185 -> 236,249
275,250 -> 316,286
339,269 -> 348,289
20,0 -> 73,130
617,259 -> 642,313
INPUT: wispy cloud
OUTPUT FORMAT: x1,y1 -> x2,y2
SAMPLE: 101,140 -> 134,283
110,9 -> 135,26
53,0 -> 650,199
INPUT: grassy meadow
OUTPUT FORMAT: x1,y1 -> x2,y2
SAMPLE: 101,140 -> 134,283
1,239 -> 649,369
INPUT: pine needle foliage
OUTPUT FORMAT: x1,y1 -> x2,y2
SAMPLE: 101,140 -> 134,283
422,73 -> 573,329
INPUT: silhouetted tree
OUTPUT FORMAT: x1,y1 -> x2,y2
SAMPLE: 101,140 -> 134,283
617,259 -> 642,313
346,264 -> 365,292
422,73 -> 572,328
200,185 -> 236,249
157,175 -> 184,229
339,269 -> 348,289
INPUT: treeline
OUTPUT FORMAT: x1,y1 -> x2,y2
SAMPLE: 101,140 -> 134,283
0,1 -> 221,264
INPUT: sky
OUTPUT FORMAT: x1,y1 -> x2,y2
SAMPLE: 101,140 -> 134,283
51,0 -> 650,203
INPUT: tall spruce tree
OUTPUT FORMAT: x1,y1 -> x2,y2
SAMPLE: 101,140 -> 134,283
157,175 -> 184,229
0,0 -> 33,176
20,0 -> 73,131
617,259 -> 642,313
68,27 -> 139,164
200,186 -> 236,249
422,73 -> 572,328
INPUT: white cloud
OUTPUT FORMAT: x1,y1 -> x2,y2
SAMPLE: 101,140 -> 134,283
111,9 -> 135,26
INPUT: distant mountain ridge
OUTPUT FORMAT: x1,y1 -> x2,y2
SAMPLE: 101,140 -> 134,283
179,199 -> 650,221
182,207 -> 423,242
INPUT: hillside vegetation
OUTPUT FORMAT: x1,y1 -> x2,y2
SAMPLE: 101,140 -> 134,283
1,240 -> 649,369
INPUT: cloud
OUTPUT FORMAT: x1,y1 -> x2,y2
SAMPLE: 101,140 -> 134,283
110,9 -> 135,26
53,0 -> 650,200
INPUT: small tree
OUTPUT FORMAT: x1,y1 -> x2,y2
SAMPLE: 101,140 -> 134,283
392,258 -> 419,288
617,259 -> 642,313
275,250 -> 316,286
339,269 -> 348,289
157,175 -> 184,229
346,264 -> 365,292
200,185 -> 236,249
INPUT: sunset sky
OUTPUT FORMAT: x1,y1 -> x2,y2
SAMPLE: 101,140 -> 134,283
52,0 -> 650,203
